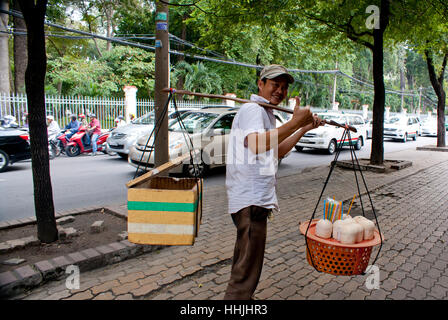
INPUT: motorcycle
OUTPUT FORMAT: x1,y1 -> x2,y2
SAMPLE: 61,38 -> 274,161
56,130 -> 69,154
65,125 -> 109,157
48,130 -> 71,159
48,138 -> 61,159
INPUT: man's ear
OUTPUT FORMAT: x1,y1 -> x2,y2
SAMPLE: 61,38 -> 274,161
257,79 -> 263,93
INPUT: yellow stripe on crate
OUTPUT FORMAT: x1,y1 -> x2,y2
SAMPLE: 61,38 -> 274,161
128,210 -> 196,225
128,233 -> 195,246
128,188 -> 197,203
127,222 -> 194,235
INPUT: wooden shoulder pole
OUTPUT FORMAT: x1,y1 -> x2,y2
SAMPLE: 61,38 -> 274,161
162,88 -> 357,133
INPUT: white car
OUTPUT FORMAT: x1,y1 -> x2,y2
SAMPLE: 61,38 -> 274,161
106,110 -> 190,158
128,108 -> 288,177
295,112 -> 367,155
383,115 -> 420,142
421,118 -> 437,136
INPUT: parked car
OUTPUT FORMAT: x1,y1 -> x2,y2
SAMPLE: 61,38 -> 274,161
421,118 -> 438,136
106,110 -> 190,159
128,107 -> 289,177
383,115 -> 420,142
295,112 -> 368,154
129,108 -> 236,176
0,127 -> 31,172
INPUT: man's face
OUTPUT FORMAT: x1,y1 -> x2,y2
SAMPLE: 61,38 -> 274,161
258,76 -> 289,105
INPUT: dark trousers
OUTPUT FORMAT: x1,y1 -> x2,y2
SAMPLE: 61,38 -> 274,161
224,205 -> 270,300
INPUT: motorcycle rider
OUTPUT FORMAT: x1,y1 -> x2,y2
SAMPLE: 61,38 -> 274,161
114,115 -> 126,127
85,113 -> 101,156
47,115 -> 61,141
79,114 -> 88,127
64,115 -> 80,141
1,115 -> 19,128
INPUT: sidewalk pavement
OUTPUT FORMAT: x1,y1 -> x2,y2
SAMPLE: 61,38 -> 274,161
12,148 -> 448,300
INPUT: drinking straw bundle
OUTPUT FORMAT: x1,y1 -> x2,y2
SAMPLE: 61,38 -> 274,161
323,198 -> 343,223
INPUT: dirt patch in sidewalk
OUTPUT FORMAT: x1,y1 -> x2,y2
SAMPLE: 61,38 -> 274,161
334,158 -> 412,174
0,210 -> 126,273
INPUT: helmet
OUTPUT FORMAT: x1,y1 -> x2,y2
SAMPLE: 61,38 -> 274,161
129,113 -> 135,118
89,113 -> 96,118
78,114 -> 85,119
46,115 -> 54,121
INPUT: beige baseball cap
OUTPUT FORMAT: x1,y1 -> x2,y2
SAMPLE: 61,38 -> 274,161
259,64 -> 294,84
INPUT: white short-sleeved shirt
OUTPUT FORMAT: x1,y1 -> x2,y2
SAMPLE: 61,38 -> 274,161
225,94 -> 279,214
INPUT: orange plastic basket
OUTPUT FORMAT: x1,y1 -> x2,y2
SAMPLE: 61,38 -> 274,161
299,219 -> 383,276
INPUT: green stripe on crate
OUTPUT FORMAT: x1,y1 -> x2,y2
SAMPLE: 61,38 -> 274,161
128,200 -> 198,212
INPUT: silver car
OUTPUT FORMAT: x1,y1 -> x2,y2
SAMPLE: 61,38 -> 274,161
128,107 -> 289,177
128,108 -> 236,176
106,110 -> 189,158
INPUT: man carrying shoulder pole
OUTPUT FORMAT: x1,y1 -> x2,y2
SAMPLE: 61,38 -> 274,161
224,64 -> 323,300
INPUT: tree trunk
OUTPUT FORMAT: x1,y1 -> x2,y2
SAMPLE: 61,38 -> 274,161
18,0 -> 58,243
0,0 -> 10,93
370,0 -> 390,166
13,0 -> 27,94
105,6 -> 113,51
425,50 -> 447,148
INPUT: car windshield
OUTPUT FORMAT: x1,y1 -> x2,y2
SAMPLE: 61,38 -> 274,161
386,117 -> 406,124
317,114 -> 345,123
423,119 -> 437,126
132,112 -> 155,125
169,112 -> 218,133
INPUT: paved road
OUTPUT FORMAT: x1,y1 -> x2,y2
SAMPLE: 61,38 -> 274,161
0,136 -> 437,222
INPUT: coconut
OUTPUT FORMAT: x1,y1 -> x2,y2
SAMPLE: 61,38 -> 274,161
357,219 -> 376,240
339,223 -> 359,244
315,219 -> 333,239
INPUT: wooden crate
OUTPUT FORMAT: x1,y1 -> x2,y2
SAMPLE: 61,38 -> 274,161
126,153 -> 203,245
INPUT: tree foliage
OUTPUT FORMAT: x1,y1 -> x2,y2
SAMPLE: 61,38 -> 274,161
6,0 -> 442,113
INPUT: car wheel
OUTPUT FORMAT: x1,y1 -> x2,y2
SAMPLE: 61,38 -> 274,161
65,145 -> 81,157
355,136 -> 363,150
0,150 -> 9,173
327,139 -> 337,155
413,133 -> 417,141
295,146 -> 304,152
184,162 -> 208,178
402,133 -> 407,143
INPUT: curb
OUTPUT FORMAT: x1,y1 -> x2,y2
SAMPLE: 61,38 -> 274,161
0,206 -> 164,299
416,145 -> 448,152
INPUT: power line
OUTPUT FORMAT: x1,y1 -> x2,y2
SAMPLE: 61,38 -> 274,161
0,8 -> 436,100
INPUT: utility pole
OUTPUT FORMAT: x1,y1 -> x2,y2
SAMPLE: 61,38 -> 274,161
332,61 -> 338,110
154,1 -> 169,169
0,0 -> 10,94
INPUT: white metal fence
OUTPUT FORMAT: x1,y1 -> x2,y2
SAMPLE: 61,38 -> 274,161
1,93 -> 416,130
0,93 -> 228,129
